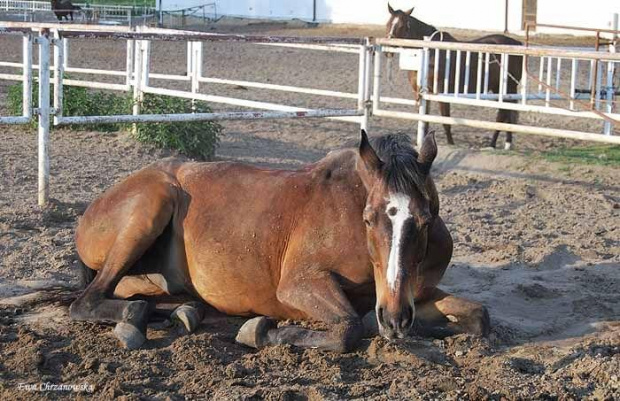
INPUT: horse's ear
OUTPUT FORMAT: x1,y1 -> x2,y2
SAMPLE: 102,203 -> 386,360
417,131 -> 437,175
404,7 -> 414,16
388,3 -> 395,15
358,130 -> 383,182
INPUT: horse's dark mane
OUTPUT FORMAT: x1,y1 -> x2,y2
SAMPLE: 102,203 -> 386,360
407,15 -> 437,39
370,134 -> 427,197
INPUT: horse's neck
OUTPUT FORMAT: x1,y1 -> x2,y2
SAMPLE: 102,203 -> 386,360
409,17 -> 437,39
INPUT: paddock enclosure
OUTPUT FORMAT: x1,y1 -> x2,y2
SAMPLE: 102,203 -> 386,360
0,21 -> 619,399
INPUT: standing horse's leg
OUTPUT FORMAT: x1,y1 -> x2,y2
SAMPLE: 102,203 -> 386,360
439,102 -> 454,145
70,174 -> 179,349
237,272 -> 363,353
491,107 -> 518,149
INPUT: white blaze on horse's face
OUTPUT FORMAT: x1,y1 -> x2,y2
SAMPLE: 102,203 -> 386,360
385,192 -> 412,292
388,18 -> 399,38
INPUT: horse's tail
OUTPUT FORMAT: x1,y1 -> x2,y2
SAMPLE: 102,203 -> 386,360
77,257 -> 96,289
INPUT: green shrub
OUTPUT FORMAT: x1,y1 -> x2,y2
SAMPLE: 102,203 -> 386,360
134,94 -> 221,161
6,81 -> 221,160
7,79 -> 128,132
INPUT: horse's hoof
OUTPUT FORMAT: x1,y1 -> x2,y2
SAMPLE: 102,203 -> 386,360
504,142 -> 513,150
362,310 -> 379,337
114,322 -> 146,350
171,303 -> 204,333
236,316 -> 276,349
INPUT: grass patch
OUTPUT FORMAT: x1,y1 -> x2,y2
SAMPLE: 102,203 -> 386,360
542,145 -> 620,167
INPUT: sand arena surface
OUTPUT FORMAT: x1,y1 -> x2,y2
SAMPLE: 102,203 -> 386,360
0,22 -> 618,399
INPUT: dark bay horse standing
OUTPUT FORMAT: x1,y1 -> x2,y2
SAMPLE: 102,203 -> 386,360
69,131 -> 489,351
51,0 -> 82,21
387,5 -> 523,149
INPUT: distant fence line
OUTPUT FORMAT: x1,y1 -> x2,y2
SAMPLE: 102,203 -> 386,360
0,0 -> 155,24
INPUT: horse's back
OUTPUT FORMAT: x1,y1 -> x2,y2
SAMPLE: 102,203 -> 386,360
472,34 -> 522,46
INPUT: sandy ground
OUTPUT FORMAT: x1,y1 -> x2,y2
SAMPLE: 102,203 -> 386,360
0,21 -> 619,400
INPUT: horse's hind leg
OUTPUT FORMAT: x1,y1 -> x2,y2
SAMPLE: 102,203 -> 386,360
439,102 -> 454,145
70,176 -> 178,349
492,107 -> 518,150
116,278 -> 205,333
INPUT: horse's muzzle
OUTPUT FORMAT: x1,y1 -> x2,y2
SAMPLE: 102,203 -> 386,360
376,304 -> 414,340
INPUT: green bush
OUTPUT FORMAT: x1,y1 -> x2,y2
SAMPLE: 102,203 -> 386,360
6,82 -> 221,160
7,79 -> 128,132
135,94 -> 221,161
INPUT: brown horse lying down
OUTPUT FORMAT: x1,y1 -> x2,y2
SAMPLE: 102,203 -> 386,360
70,131 -> 489,351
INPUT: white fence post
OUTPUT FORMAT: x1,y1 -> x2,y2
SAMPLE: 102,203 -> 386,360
53,30 -> 64,126
416,37 -> 430,147
372,45 -> 381,115
191,41 -> 201,110
361,40 -> 373,131
126,38 -> 134,89
22,33 -> 32,120
132,38 -> 144,133
604,44 -> 616,135
357,41 -> 367,131
38,29 -> 51,206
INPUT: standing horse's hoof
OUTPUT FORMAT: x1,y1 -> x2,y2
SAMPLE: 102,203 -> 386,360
114,322 -> 146,349
171,302 -> 205,333
504,142 -> 513,150
236,316 -> 276,348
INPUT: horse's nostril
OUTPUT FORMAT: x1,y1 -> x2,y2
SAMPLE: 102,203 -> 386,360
400,306 -> 414,329
377,307 -> 386,327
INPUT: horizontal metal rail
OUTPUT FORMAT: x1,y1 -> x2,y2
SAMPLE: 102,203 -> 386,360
374,109 -> 620,145
376,38 -> 620,61
0,116 -> 30,124
56,108 -> 362,125
256,42 -> 360,54
423,93 -> 620,121
141,86 -> 363,124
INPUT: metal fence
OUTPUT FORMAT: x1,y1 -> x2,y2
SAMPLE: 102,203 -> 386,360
376,37 -> 619,148
0,22 -> 619,206
0,0 -> 155,24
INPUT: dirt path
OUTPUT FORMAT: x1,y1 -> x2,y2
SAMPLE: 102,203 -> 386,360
1,22 -> 619,400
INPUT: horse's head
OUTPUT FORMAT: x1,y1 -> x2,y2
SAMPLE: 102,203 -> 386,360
356,130 -> 437,340
386,3 -> 414,39
387,4 -> 436,41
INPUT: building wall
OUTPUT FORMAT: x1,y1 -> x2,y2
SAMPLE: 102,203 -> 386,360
536,0 -> 619,34
158,0 -> 618,36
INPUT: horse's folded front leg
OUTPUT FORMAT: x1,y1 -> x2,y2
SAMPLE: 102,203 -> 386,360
236,273 -> 364,353
414,288 -> 490,338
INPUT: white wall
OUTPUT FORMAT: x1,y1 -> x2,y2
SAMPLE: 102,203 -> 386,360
536,0 -> 619,35
159,0 -> 515,31
158,0 -> 618,36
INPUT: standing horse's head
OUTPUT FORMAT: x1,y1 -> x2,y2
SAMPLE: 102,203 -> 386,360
356,130 -> 437,340
387,4 -> 437,41
386,3 -> 414,39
